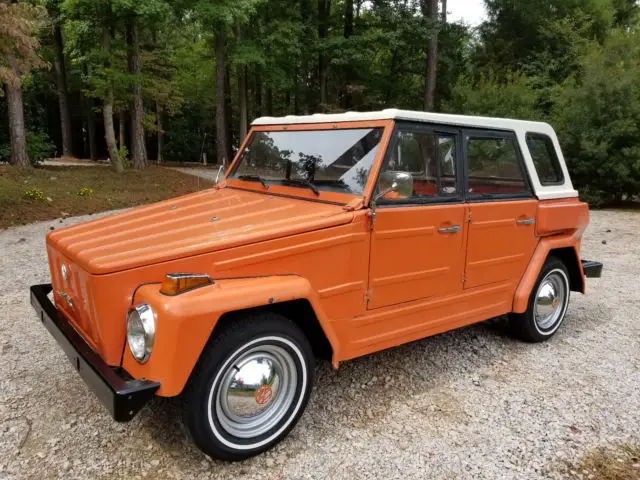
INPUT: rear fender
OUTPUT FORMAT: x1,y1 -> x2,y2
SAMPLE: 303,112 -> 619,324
512,235 -> 584,313
121,275 -> 338,397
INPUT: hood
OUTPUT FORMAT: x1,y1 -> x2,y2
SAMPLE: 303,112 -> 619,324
47,187 -> 354,275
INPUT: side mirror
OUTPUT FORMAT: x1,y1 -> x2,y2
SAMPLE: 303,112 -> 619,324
373,171 -> 413,204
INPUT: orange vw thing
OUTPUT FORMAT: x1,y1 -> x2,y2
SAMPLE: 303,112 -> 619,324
31,109 -> 602,460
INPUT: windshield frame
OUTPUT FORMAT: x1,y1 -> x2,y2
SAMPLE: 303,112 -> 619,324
224,120 -> 394,204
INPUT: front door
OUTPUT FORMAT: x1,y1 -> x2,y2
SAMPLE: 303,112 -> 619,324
462,130 -> 539,289
367,123 -> 466,310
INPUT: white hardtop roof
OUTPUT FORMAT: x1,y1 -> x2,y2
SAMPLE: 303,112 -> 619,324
251,108 -> 553,134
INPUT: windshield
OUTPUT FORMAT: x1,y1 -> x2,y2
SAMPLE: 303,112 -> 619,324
229,128 -> 384,195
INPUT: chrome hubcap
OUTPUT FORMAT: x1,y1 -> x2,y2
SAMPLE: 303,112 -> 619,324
215,344 -> 297,439
534,271 -> 567,331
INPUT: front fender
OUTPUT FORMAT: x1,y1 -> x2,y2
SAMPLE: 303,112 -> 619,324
122,275 -> 337,397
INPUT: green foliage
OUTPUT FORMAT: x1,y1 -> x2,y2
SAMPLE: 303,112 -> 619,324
553,29 -> 640,205
443,72 -> 543,121
77,186 -> 94,197
119,144 -> 131,168
23,187 -> 45,201
1,126 -> 56,166
26,131 -> 55,166
3,0 -> 640,205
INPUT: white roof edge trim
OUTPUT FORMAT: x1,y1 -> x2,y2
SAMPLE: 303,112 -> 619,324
535,190 -> 579,200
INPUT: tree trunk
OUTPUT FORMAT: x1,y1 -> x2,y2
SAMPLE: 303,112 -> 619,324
300,0 -> 313,114
234,25 -> 248,141
6,80 -> 30,167
441,0 -> 447,22
342,0 -> 354,109
224,65 -> 233,163
254,67 -> 262,118
423,0 -> 439,112
318,0 -> 331,111
265,87 -> 273,116
214,28 -> 229,166
52,16 -> 73,157
344,0 -> 354,37
156,102 -> 163,163
238,65 -> 248,141
102,26 -> 123,172
86,98 -> 97,160
119,110 -> 126,148
126,16 -> 147,169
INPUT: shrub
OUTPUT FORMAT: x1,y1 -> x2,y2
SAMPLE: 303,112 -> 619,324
26,131 -> 55,166
0,131 -> 54,166
78,186 -> 93,197
24,188 -> 45,200
119,145 -> 131,169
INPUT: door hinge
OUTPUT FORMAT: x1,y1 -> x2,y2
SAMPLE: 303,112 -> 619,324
364,289 -> 372,305
462,272 -> 467,285
367,209 -> 376,231
466,211 -> 472,223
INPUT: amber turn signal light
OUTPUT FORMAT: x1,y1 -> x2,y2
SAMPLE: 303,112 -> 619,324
160,273 -> 213,295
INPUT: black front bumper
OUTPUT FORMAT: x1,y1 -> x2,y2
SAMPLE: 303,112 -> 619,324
581,260 -> 603,278
30,284 -> 160,422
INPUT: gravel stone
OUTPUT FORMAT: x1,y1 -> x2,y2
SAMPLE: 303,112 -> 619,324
0,209 -> 638,479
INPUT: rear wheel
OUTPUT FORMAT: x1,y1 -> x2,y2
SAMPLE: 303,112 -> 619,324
509,257 -> 571,342
182,313 -> 314,460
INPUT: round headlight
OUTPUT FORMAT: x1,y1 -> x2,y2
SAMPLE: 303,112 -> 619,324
126,304 -> 155,363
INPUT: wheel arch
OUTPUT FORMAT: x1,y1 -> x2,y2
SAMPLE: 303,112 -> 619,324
512,235 -> 584,313
547,247 -> 584,294
124,276 -> 339,397
213,299 -> 333,362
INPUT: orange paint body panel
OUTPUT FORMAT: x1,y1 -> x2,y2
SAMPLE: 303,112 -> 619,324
367,204 -> 466,309
536,197 -> 589,236
123,276 -> 339,396
42,119 -> 592,400
464,200 -> 539,289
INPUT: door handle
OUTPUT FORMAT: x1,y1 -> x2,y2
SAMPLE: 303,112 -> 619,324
516,218 -> 535,225
438,225 -> 461,233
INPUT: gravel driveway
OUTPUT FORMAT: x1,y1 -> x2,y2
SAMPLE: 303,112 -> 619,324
1,210 -> 638,479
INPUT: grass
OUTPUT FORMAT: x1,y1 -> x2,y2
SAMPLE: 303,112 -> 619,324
559,444 -> 640,479
0,165 -> 213,229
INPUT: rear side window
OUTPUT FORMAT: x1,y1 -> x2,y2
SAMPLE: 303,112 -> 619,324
526,133 -> 564,185
465,135 -> 529,197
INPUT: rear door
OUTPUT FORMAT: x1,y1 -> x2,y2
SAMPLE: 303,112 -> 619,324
462,130 -> 538,289
367,123 -> 466,309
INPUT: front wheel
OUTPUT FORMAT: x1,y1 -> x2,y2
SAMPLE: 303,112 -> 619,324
182,313 -> 314,460
509,256 -> 571,342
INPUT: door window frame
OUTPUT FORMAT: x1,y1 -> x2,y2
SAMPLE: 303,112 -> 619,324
461,128 -> 534,202
372,121 -> 465,208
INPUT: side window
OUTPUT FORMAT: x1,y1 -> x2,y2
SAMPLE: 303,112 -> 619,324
377,129 -> 458,202
465,135 -> 529,197
526,133 -> 564,185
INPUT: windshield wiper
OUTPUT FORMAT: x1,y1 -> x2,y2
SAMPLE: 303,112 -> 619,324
281,178 -> 320,196
237,174 -> 269,189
